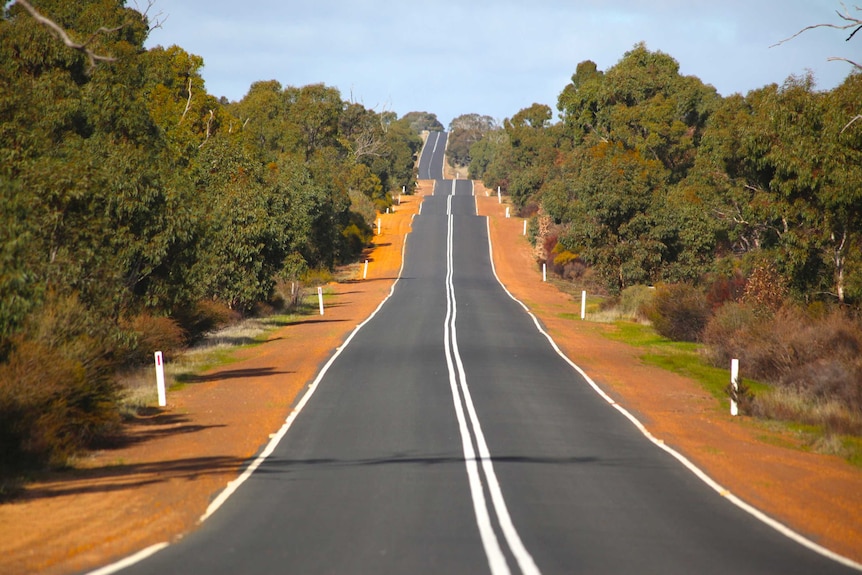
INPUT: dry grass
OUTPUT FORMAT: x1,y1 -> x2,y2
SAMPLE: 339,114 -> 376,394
117,312 -> 300,414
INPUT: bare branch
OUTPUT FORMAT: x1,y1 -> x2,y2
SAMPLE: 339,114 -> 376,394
13,0 -> 120,71
180,77 -> 193,121
132,0 -> 167,32
840,114 -> 862,133
198,110 -> 214,148
770,3 -> 862,48
827,55 -> 862,70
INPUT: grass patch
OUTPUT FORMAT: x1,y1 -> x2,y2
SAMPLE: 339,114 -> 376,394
641,352 -> 732,401
610,322 -> 743,406
605,321 -> 673,348
842,437 -> 862,468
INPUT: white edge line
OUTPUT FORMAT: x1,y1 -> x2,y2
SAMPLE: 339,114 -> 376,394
84,543 -> 170,575
86,223 -> 415,575
482,217 -> 862,573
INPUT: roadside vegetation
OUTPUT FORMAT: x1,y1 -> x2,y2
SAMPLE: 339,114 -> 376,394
469,23 -> 862,460
0,0 -> 438,477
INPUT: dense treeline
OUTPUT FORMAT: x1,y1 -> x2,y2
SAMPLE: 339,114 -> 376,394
473,43 -> 862,304
0,0 -> 425,470
471,43 -> 862,440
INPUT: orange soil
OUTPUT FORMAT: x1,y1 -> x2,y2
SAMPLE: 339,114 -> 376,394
1,179 -> 860,574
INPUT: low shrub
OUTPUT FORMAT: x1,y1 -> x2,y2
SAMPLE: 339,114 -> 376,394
752,386 -> 862,437
373,196 -> 393,214
619,285 -> 655,321
517,201 -> 539,219
303,267 -> 334,286
122,314 -> 187,365
644,283 -> 711,342
0,294 -> 122,471
705,303 -> 862,431
174,299 -> 238,343
348,189 -> 377,226
549,242 -> 585,280
702,301 -> 762,368
342,222 -> 372,260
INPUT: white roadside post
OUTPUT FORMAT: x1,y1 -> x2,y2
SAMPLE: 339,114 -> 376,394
581,290 -> 587,320
731,359 -> 740,416
542,263 -> 547,282
505,206 -> 510,218
154,351 -> 166,407
377,218 -> 381,235
523,219 -> 527,236
497,186 -> 502,204
363,259 -> 369,279
318,287 -> 324,316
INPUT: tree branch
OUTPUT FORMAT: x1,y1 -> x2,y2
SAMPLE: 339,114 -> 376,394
132,0 -> 167,32
840,114 -> 862,133
180,76 -> 193,121
770,3 -> 862,47
827,55 -> 862,70
13,0 -> 120,70
198,110 -> 214,148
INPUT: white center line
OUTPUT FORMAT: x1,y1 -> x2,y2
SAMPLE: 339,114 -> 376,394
444,182 -> 540,575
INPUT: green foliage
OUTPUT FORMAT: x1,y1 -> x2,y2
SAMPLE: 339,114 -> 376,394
401,111 -> 443,133
474,41 -> 861,307
0,0 -> 421,472
447,113 -> 498,167
557,142 -> 669,293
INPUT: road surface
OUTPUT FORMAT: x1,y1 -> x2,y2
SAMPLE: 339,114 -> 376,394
100,136 -> 859,575
418,131 -> 446,180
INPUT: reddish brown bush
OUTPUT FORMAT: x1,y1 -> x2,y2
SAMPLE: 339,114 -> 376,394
702,302 -> 766,371
705,303 -> 862,422
705,271 -> 746,310
517,201 -> 539,219
175,299 -> 238,342
542,234 -> 559,263
0,294 -> 122,471
123,314 -> 187,365
743,262 -> 787,313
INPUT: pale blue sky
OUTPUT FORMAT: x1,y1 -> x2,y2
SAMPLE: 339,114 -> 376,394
144,1 -> 856,127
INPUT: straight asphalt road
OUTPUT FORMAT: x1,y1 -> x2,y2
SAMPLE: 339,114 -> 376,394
98,134 -> 860,574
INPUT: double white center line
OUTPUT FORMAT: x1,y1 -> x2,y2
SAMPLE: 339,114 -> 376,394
443,187 -> 540,575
